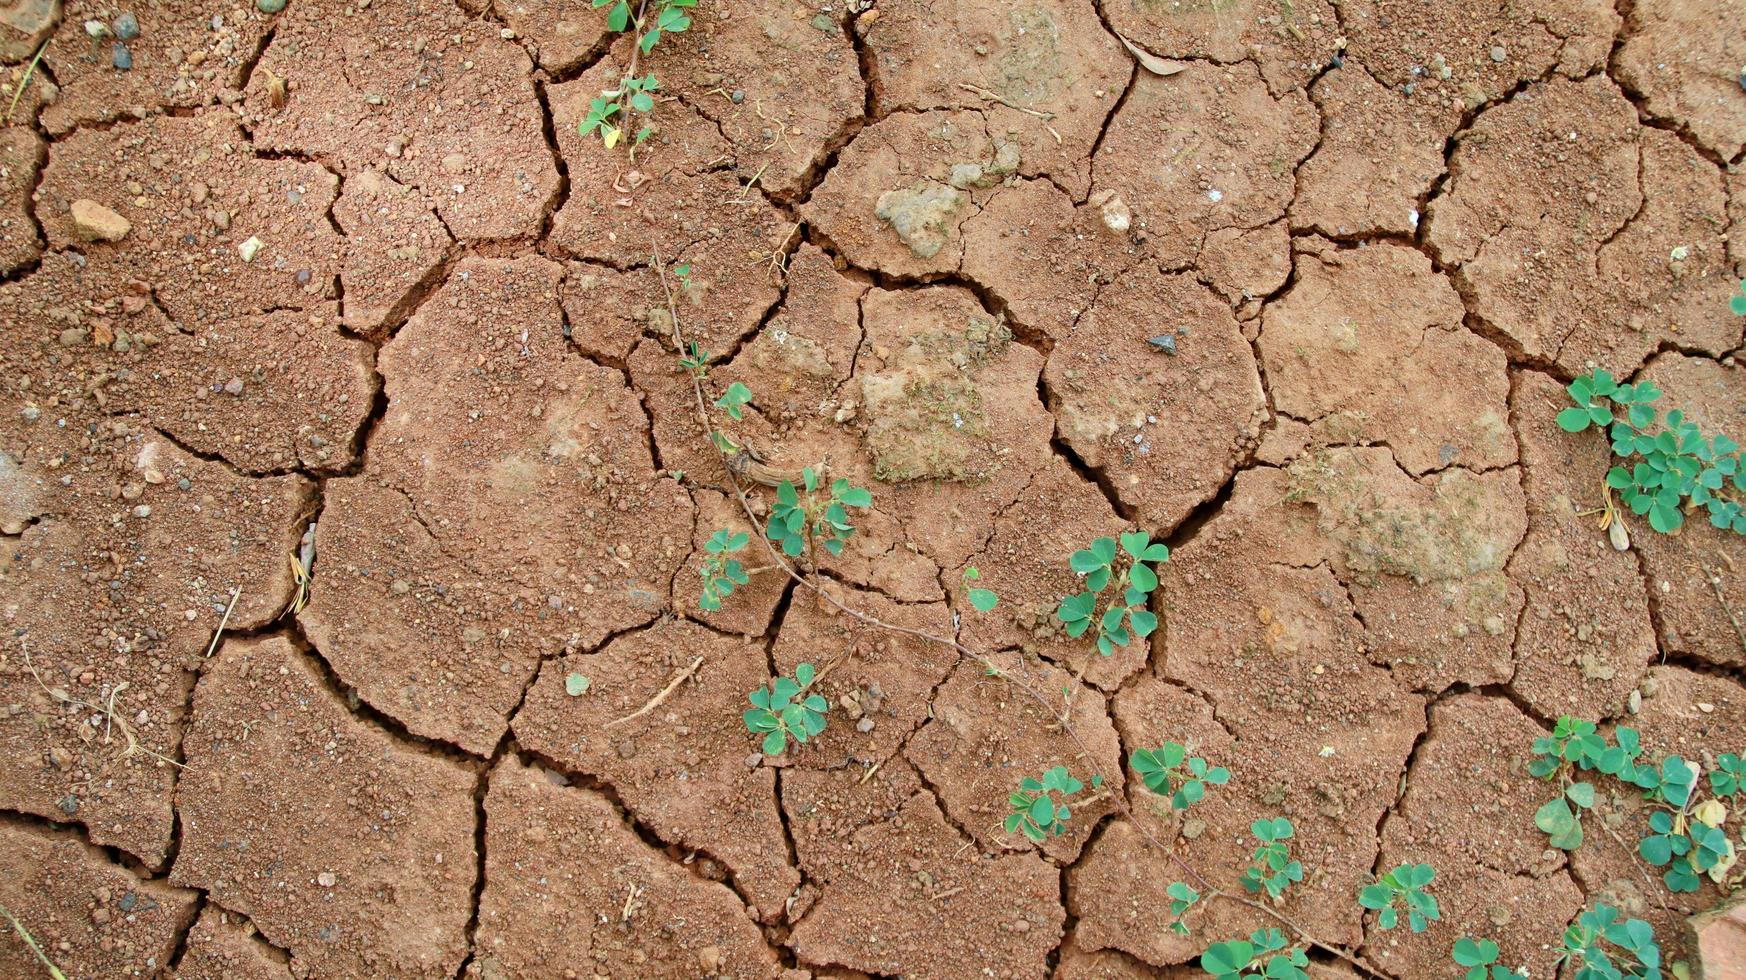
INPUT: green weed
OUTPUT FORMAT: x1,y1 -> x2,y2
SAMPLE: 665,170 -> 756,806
1165,881 -> 1200,936
1239,817 -> 1303,900
1003,766 -> 1096,843
743,662 -> 827,755
1199,928 -> 1309,980
1555,904 -> 1662,980
1056,531 -> 1169,655
1359,863 -> 1439,933
1130,741 -> 1229,810
961,566 -> 998,612
1556,368 -> 1745,534
1453,937 -> 1526,980
583,0 -> 696,151
698,528 -> 749,612
765,467 -> 871,559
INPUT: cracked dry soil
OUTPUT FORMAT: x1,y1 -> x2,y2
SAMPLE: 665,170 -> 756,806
2,0 -> 1744,978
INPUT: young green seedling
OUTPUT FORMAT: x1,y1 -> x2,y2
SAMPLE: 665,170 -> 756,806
698,529 -> 749,612
765,467 -> 872,559
1199,929 -> 1309,980
961,566 -> 998,612
583,0 -> 697,151
1165,881 -> 1199,936
1555,904 -> 1662,980
1239,817 -> 1303,900
1003,766 -> 1096,843
1359,863 -> 1440,933
1528,716 -> 1640,850
1056,531 -> 1169,655
714,382 -> 753,420
1557,368 -> 1746,535
1129,741 -> 1229,811
1713,752 -> 1745,798
743,662 -> 827,756
1452,938 -> 1527,980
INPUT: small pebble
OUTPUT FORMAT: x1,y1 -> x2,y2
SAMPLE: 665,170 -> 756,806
223,377 -> 245,396
1490,46 -> 1507,63
112,43 -> 133,71
113,12 -> 140,41
85,19 -> 110,39
132,505 -> 151,518
257,0 -> 288,12
730,90 -> 745,104
316,872 -> 336,887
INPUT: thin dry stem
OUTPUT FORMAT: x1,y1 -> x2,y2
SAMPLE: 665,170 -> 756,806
21,644 -> 184,770
648,249 -> 1391,978
606,655 -> 704,728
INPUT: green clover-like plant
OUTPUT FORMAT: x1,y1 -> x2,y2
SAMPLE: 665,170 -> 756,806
679,340 -> 711,377
1165,881 -> 1199,937
1555,904 -> 1662,980
1056,531 -> 1169,656
765,467 -> 873,559
1199,929 -> 1308,980
1639,810 -> 1730,893
1453,938 -> 1527,980
1557,368 -> 1746,535
962,566 -> 998,612
1130,741 -> 1229,811
585,1 -> 696,151
1239,817 -> 1303,900
1712,752 -> 1744,798
1359,863 -> 1440,933
743,663 -> 827,756
714,381 -> 753,420
1003,766 -> 1093,843
1529,718 -> 1644,851
698,529 -> 749,612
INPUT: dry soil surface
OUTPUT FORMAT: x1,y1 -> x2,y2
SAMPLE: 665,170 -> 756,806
2,0 -> 1745,978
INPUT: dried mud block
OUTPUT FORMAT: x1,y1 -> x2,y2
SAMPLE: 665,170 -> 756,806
1365,695 -> 1583,978
1099,0 -> 1340,96
771,584 -> 952,770
789,791 -> 1063,978
512,620 -> 798,922
0,127 -> 41,275
242,0 -> 557,241
1571,666 -> 1746,968
780,754 -> 927,883
39,1 -> 275,135
1197,220 -> 1290,304
1092,62 -> 1316,273
1293,63 -> 1455,237
1633,355 -> 1746,669
38,113 -> 342,328
1428,78 -> 1737,374
1057,937 -> 1184,979
1508,371 -> 1657,719
1342,0 -> 1617,107
1616,0 -> 1746,160
801,109 -> 1012,278
1260,243 -> 1515,475
645,1 -> 864,200
960,178 -> 1144,342
559,261 -> 661,368
954,457 -> 1133,689
1046,267 -> 1265,533
1278,449 -> 1527,690
174,635 -> 477,979
0,824 -> 196,978
1072,660 -> 1421,964
494,0 -> 613,74
548,70 -> 788,349
173,906 -> 296,980
715,243 -> 867,420
0,0 -> 54,62
473,757 -> 779,977
860,0 -> 1126,198
0,417 -> 307,865
856,284 -> 1054,568
300,256 -> 690,754
334,169 -> 453,339
2,253 -> 371,474
906,651 -> 1123,863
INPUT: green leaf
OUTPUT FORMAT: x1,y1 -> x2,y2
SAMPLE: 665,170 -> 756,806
1129,610 -> 1158,638
606,0 -> 630,31
794,662 -> 815,687
1556,407 -> 1592,432
968,588 -> 998,612
565,673 -> 591,696
838,486 -> 872,508
1534,798 -> 1582,850
1091,537 -> 1117,564
761,728 -> 786,755
1201,941 -> 1254,976
630,90 -> 654,112
1120,531 -> 1151,558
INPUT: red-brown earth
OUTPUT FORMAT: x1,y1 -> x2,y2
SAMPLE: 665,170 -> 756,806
1,0 -> 1743,978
